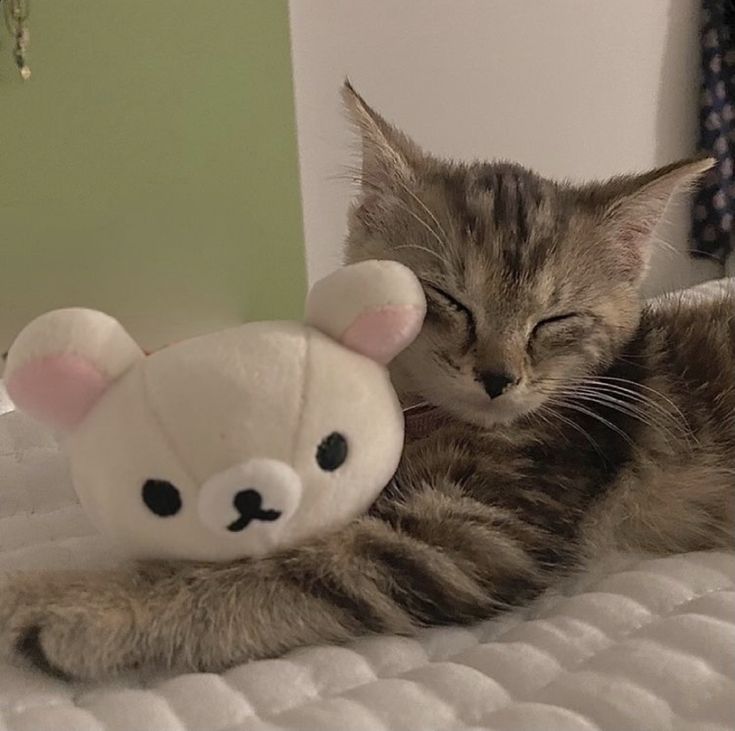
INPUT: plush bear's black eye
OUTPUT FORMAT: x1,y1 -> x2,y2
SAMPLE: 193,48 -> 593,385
316,432 -> 348,471
142,479 -> 182,517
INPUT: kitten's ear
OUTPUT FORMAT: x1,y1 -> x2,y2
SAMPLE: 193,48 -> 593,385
598,157 -> 715,277
341,79 -> 423,187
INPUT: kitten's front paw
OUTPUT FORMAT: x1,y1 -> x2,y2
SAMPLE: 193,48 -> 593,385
15,625 -> 75,680
11,608 -> 135,681
0,573 -> 140,680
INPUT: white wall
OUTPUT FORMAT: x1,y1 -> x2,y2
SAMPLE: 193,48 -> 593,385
289,0 -> 723,295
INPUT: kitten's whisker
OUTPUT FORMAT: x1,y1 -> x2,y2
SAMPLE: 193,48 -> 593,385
580,376 -> 694,436
337,168 -> 419,210
588,376 -> 688,414
387,198 -> 453,256
393,243 -> 450,267
402,401 -> 431,413
582,387 -> 693,446
394,179 -> 452,249
649,234 -> 679,258
529,405 -> 562,439
550,386 -> 661,425
685,248 -> 726,264
547,397 -> 636,446
552,389 -> 681,448
543,374 -> 691,432
332,167 -> 384,190
540,401 -> 605,457
568,383 -> 685,431
337,166 -> 454,263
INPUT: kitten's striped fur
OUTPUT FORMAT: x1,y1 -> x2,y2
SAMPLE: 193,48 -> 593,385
1,84 -> 732,680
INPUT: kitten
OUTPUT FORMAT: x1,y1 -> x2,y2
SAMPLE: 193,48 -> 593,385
1,83 -> 732,680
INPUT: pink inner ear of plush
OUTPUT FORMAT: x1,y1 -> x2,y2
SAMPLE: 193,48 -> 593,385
6,354 -> 108,429
341,305 -> 424,365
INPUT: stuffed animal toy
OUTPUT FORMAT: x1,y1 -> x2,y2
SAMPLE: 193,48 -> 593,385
4,260 -> 426,562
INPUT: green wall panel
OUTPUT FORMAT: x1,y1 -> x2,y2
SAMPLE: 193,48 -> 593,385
0,0 -> 305,350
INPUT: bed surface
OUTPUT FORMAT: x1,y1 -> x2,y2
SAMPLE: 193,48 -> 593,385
1,403 -> 733,731
1,278 -> 734,731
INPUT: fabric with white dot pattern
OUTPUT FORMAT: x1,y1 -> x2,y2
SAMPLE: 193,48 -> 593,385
693,0 -> 734,261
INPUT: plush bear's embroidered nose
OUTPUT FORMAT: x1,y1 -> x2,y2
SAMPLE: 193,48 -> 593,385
197,458 -> 302,540
227,489 -> 281,532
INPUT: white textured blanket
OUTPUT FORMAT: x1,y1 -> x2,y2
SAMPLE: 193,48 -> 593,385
1,397 -> 734,730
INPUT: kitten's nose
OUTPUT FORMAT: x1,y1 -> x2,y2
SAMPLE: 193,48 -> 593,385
479,371 -> 515,399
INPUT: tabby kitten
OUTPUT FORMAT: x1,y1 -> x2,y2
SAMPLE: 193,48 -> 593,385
1,83 -> 733,680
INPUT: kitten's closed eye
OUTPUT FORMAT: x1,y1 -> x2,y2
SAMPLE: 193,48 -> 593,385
423,283 -> 473,318
532,313 -> 580,333
530,313 -> 586,346
423,283 -> 477,341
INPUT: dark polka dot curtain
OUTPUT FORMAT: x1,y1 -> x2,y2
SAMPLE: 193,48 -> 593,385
693,0 -> 734,261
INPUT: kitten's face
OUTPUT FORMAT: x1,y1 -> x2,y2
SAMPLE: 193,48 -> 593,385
341,82 -> 710,428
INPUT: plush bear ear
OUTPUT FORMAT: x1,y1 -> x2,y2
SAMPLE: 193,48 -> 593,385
305,260 -> 426,364
4,308 -> 144,429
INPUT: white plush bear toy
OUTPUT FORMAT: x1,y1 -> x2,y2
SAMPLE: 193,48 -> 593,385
4,260 -> 425,562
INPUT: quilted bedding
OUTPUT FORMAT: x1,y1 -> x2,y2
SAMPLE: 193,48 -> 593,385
1,390 -> 734,730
